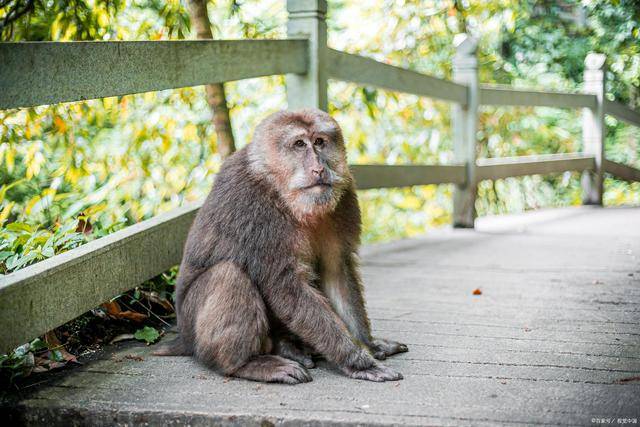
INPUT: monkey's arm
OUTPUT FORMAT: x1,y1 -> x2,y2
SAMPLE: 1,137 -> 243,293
263,267 -> 402,382
324,253 -> 408,360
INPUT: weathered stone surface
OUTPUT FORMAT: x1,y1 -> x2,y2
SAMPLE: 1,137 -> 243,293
3,206 -> 639,426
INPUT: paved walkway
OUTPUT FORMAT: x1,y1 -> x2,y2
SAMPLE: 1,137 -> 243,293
4,206 -> 640,426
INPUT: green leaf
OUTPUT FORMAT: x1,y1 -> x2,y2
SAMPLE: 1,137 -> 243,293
6,252 -> 38,271
5,222 -> 32,233
50,349 -> 64,362
41,246 -> 55,258
29,338 -> 48,352
133,326 -> 160,344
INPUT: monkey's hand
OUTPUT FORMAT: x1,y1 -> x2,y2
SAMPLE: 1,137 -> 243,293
340,348 -> 403,382
369,338 -> 409,360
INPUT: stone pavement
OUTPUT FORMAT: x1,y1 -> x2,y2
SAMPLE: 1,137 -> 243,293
3,206 -> 640,426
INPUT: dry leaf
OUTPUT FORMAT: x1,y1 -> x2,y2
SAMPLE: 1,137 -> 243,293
33,355 -> 67,372
76,213 -> 93,234
139,290 -> 174,311
102,300 -> 122,316
101,301 -> 147,322
124,354 -> 144,362
117,310 -> 148,322
44,331 -> 77,363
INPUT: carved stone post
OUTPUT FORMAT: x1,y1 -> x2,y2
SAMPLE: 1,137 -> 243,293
452,34 -> 479,228
286,0 -> 328,111
582,53 -> 606,205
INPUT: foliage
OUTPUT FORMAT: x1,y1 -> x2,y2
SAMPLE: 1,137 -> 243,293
0,338 -> 48,383
0,335 -> 79,384
0,219 -> 87,273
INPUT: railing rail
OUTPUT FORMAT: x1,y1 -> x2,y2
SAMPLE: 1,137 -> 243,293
351,164 -> 466,189
603,159 -> 640,183
0,40 -> 307,109
604,100 -> 640,128
476,153 -> 596,181
327,48 -> 468,105
0,204 -> 199,351
1,0 -> 639,352
479,86 -> 597,109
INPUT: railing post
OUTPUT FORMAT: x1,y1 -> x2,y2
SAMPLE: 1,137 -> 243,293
452,34 -> 479,228
582,53 -> 606,205
286,0 -> 328,111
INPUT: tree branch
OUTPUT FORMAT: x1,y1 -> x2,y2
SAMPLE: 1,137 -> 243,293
0,0 -> 35,33
187,0 -> 236,159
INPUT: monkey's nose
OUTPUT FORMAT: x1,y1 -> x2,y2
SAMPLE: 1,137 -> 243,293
311,166 -> 325,177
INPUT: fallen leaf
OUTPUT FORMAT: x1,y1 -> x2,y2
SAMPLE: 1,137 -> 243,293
139,290 -> 174,311
102,300 -> 122,316
33,356 -> 66,372
102,301 -> 147,322
124,354 -> 144,362
44,331 -> 77,363
472,288 -> 482,295
116,310 -> 148,322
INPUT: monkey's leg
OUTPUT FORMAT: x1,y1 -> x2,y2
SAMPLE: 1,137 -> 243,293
271,332 -> 316,369
263,264 -> 402,382
192,262 -> 311,384
322,252 -> 408,361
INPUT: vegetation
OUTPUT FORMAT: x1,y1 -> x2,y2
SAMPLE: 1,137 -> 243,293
0,0 -> 638,381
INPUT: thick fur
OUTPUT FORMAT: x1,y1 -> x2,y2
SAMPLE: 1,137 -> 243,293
162,109 -> 407,384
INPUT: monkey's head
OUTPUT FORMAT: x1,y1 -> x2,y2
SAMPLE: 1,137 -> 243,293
248,109 -> 352,222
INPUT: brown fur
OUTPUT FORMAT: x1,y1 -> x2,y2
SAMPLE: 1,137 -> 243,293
157,109 -> 408,384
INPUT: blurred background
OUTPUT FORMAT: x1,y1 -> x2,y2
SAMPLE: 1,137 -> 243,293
1,0 -> 639,272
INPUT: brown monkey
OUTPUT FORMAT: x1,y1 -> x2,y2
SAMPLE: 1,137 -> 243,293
157,109 -> 408,384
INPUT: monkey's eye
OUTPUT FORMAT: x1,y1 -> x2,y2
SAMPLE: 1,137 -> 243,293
293,140 -> 305,148
314,138 -> 324,147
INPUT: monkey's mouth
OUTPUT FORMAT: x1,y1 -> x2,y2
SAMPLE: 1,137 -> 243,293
303,182 -> 332,190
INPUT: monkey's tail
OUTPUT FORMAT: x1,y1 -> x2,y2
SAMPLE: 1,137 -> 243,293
152,334 -> 190,356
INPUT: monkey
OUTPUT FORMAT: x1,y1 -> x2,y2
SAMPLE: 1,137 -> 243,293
155,109 -> 408,384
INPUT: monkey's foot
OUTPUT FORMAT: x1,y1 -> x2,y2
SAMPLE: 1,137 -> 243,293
346,363 -> 403,382
369,338 -> 409,360
272,338 -> 315,369
233,355 -> 312,384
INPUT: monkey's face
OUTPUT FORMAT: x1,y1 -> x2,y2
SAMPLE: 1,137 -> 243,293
248,109 -> 352,221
